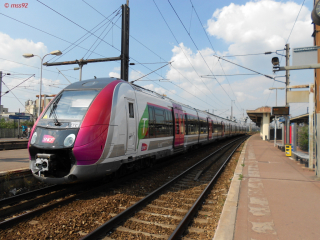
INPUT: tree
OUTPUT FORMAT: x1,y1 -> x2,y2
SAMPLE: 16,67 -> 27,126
298,125 -> 308,151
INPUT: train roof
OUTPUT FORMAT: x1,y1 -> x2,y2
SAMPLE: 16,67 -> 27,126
65,78 -> 121,90
65,78 -> 243,126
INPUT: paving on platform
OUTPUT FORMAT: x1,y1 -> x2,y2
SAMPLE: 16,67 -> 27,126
214,134 -> 320,240
0,138 -> 29,142
0,149 -> 29,173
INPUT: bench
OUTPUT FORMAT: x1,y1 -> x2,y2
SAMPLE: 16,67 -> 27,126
277,143 -> 285,152
292,151 -> 309,167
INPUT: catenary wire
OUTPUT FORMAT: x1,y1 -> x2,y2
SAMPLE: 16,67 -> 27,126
153,0 -> 225,106
168,0 -> 234,104
189,0 -> 242,112
83,0 -> 220,110
36,0 -> 121,52
0,13 -> 108,60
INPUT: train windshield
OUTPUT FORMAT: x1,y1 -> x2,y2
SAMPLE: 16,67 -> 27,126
42,90 -> 99,120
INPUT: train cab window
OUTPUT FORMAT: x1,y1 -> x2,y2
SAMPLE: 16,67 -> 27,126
128,103 -> 134,118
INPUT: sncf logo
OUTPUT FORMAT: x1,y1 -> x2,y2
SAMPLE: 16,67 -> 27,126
141,143 -> 148,151
42,135 -> 55,143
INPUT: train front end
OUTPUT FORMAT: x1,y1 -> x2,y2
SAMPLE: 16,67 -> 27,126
28,78 -> 122,184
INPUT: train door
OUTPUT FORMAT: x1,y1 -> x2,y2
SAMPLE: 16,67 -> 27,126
125,98 -> 137,153
208,118 -> 212,140
173,107 -> 184,148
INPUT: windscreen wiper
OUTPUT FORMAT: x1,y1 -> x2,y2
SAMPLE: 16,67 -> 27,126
49,95 -> 62,126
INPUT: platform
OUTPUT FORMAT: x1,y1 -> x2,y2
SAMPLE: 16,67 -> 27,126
214,134 -> 320,240
0,138 -> 29,150
0,149 -> 29,173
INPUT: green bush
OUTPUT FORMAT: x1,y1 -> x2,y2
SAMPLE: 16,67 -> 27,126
0,118 -> 34,129
298,125 -> 309,151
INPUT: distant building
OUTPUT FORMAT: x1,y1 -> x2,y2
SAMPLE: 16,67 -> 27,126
0,105 -> 8,114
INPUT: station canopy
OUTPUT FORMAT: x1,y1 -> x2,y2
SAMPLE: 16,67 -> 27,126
290,113 -> 309,124
246,106 -> 274,127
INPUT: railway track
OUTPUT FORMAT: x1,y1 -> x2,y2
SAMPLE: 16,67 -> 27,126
81,136 -> 248,239
0,136 -> 246,239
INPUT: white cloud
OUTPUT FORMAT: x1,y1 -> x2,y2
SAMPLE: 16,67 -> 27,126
142,83 -> 171,96
166,43 -> 234,100
0,32 -> 48,70
162,0 -> 312,117
109,67 -> 120,78
0,32 -> 66,112
109,71 -> 120,78
207,0 -> 312,58
130,70 -> 144,81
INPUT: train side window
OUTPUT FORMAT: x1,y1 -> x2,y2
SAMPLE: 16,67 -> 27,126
148,106 -> 156,138
212,121 -> 214,133
128,103 -> 134,118
175,113 -> 179,134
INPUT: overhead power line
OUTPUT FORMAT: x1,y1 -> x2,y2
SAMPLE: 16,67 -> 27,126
190,0 -> 240,111
1,75 -> 35,97
0,13 -> 107,60
168,0 -> 233,102
0,57 -> 78,80
37,0 -> 121,53
222,52 -> 273,57
82,0 -> 219,110
213,55 -> 285,84
153,0 -> 226,107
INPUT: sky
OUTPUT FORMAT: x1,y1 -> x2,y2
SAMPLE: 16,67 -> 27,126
0,0 -> 316,122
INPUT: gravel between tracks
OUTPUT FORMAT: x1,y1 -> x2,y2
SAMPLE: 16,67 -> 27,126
0,138 -> 244,240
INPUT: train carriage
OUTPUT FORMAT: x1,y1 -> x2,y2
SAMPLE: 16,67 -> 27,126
28,78 -> 246,184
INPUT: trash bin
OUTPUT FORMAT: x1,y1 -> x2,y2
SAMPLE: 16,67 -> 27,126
285,144 -> 291,157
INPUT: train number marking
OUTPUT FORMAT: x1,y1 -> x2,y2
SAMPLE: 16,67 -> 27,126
71,122 -> 80,128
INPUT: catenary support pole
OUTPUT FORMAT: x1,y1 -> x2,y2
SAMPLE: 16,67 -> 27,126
309,84 -> 315,169
285,43 -> 290,145
0,71 -> 2,114
315,19 -> 320,175
121,4 -> 130,81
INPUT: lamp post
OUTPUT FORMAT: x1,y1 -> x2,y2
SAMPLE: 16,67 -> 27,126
23,50 -> 62,117
269,87 -> 285,106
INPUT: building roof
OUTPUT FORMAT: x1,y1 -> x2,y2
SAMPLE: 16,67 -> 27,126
290,113 -> 310,124
246,106 -> 273,127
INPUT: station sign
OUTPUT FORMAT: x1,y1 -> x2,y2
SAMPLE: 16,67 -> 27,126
272,106 -> 290,116
15,112 -> 25,116
9,115 -> 30,120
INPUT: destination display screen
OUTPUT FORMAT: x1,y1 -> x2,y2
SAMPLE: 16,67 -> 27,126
272,106 -> 290,115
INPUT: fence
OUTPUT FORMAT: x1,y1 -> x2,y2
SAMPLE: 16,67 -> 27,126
0,129 -> 21,138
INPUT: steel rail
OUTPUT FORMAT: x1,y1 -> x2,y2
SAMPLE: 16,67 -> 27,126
80,136 -> 246,240
0,185 -> 79,218
168,136 -> 248,239
0,185 -> 59,208
0,147 -> 193,229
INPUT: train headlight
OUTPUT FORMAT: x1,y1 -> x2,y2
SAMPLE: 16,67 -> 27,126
31,132 -> 37,145
64,134 -> 75,147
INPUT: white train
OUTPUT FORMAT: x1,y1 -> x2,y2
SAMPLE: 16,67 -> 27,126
28,78 -> 247,184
